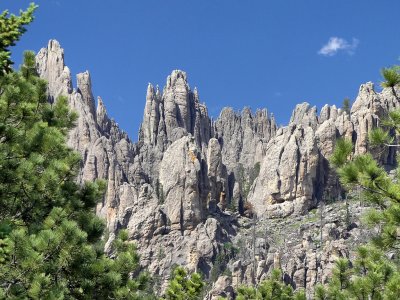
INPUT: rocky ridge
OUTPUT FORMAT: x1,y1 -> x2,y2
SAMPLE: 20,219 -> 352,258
36,40 -> 400,297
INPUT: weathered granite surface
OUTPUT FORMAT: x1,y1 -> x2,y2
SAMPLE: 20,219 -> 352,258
36,40 -> 400,297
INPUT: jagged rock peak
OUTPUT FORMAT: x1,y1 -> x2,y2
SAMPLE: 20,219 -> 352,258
140,70 -> 211,150
97,96 -> 107,116
36,38 -> 400,294
213,106 -> 277,178
36,39 -> 72,101
35,40 -> 96,123
217,106 -> 275,122
96,96 -> 112,133
319,104 -> 340,124
289,102 -> 318,129
351,82 -> 378,115
166,69 -> 189,89
77,71 -> 96,119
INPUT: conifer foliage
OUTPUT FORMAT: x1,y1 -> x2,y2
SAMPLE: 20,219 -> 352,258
0,5 -> 152,299
229,65 -> 400,299
164,267 -> 204,300
234,269 -> 306,300
319,93 -> 400,298
0,3 -> 37,74
381,66 -> 400,99
342,98 -> 351,116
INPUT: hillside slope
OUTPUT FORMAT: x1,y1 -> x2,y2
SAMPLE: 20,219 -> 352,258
35,40 -> 400,298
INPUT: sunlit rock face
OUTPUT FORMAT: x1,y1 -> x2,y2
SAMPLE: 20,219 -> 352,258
36,39 -> 400,295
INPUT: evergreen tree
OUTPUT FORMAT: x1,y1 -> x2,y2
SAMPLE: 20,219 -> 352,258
342,98 -> 351,116
0,3 -> 37,74
164,267 -> 204,300
317,94 -> 400,298
227,269 -> 305,300
331,137 -> 400,252
0,5 -> 153,299
313,247 -> 397,299
381,66 -> 400,99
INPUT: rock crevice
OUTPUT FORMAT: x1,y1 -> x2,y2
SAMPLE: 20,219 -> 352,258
36,39 -> 400,295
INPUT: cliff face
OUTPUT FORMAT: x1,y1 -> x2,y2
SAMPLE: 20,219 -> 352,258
36,40 -> 400,297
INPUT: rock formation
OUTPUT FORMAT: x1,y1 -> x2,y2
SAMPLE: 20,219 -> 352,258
35,39 -> 400,297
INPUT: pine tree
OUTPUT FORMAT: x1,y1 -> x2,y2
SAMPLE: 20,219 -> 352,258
0,5 -> 154,299
229,269 -> 306,300
164,267 -> 204,300
313,246 -> 396,299
381,66 -> 400,99
342,98 -> 351,116
332,137 -> 400,252
317,91 -> 400,298
0,3 -> 37,74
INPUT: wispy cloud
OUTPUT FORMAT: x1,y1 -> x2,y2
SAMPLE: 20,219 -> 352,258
52,0 -> 61,7
318,37 -> 359,56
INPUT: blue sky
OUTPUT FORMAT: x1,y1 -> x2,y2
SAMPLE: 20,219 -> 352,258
3,1 -> 400,140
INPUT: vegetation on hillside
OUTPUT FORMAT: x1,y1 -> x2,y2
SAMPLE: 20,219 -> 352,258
0,4 -> 153,299
225,66 -> 400,299
233,269 -> 306,300
163,267 -> 204,300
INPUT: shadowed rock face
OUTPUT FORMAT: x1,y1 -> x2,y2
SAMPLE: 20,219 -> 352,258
36,39 -> 400,295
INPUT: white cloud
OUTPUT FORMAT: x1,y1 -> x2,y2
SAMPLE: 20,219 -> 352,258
318,37 -> 359,56
52,0 -> 61,6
